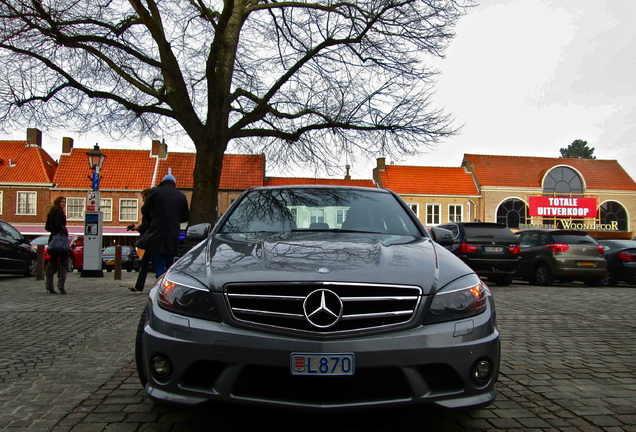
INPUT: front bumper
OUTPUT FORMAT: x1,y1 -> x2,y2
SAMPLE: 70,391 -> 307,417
140,290 -> 500,410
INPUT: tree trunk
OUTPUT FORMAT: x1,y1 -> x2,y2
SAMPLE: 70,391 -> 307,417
189,139 -> 226,226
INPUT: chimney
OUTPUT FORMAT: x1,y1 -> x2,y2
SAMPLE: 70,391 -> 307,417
151,139 -> 168,159
159,139 -> 168,159
372,157 -> 387,187
26,128 -> 42,147
344,164 -> 351,180
62,137 -> 74,153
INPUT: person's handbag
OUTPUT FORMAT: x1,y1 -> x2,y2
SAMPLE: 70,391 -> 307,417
48,234 -> 72,255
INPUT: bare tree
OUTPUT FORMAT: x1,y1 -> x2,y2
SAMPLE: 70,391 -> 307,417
0,0 -> 466,224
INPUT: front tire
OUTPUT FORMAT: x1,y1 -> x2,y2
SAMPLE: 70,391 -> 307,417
135,306 -> 149,388
494,274 -> 514,286
601,272 -> 619,287
534,263 -> 553,286
66,256 -> 74,273
25,258 -> 37,277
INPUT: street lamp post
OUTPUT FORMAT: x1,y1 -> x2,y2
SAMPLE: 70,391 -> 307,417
81,144 -> 107,278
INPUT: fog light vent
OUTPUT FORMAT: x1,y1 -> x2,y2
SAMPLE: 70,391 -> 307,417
471,360 -> 492,383
151,355 -> 173,379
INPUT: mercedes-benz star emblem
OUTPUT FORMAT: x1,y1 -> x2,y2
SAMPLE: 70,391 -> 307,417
303,289 -> 343,329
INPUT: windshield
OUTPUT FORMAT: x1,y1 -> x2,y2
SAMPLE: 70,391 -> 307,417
103,246 -> 132,254
30,236 -> 49,245
221,188 -> 421,236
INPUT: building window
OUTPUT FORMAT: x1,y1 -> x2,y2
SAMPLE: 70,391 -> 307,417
16,191 -> 37,215
543,166 -> 584,195
496,198 -> 527,228
448,204 -> 462,222
408,203 -> 419,217
309,208 -> 325,224
119,199 -> 139,222
66,197 -> 85,220
336,209 -> 348,225
426,204 -> 441,226
101,198 -> 113,222
599,201 -> 628,231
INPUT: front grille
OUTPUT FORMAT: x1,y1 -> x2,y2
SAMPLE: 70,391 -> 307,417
233,365 -> 411,405
225,282 -> 422,335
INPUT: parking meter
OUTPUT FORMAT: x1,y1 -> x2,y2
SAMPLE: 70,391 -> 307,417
82,211 -> 104,277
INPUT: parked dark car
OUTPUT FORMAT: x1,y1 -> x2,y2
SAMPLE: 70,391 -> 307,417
0,219 -> 36,276
30,234 -> 85,273
102,245 -> 140,272
436,222 -> 521,286
135,186 -> 500,410
597,239 -> 636,286
515,229 -> 606,286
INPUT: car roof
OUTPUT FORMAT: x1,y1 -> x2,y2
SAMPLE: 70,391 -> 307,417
249,185 -> 388,193
445,222 -> 509,228
516,229 -> 588,235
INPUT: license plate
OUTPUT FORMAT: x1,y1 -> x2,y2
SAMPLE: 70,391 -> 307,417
290,353 -> 355,376
577,261 -> 595,266
483,246 -> 504,253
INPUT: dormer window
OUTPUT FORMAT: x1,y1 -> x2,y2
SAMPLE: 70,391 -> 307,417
543,166 -> 584,195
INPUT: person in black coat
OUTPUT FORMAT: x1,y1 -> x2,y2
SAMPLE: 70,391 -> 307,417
126,188 -> 153,292
135,174 -> 189,278
44,196 -> 69,294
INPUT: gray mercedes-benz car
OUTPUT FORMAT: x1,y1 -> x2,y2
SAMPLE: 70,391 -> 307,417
135,186 -> 500,410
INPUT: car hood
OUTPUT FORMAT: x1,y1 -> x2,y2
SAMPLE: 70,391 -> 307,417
170,232 -> 473,295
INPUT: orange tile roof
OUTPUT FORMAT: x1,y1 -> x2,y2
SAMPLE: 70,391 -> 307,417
54,148 -> 156,190
0,141 -> 57,183
156,153 -> 265,189
266,177 -> 375,187
463,154 -> 636,190
54,148 -> 266,190
377,165 -> 479,195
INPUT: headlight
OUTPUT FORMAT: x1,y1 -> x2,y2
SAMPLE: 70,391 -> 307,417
157,278 -> 221,322
423,278 -> 489,325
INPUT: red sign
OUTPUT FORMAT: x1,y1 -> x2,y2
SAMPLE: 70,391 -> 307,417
529,196 -> 597,218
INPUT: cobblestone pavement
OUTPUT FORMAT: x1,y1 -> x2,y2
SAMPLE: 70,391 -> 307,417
1,271 -> 635,432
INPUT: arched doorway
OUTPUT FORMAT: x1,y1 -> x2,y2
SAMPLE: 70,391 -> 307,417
496,198 -> 527,228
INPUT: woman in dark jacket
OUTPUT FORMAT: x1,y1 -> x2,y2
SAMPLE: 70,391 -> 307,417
127,188 -> 153,292
45,196 -> 69,294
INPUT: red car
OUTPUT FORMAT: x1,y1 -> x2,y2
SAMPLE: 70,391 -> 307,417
30,235 -> 84,273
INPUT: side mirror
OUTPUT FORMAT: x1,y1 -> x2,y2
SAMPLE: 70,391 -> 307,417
429,227 -> 455,246
186,223 -> 212,242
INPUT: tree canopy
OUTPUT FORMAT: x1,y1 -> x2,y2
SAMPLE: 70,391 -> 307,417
0,0 -> 468,224
560,139 -> 596,159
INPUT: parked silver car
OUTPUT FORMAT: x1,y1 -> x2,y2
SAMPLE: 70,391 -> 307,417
515,229 -> 607,286
135,186 -> 500,410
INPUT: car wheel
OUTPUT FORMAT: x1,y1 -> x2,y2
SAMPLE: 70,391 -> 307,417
135,306 -> 149,388
66,256 -> 74,273
585,277 -> 603,287
495,275 -> 514,286
25,258 -> 37,277
601,272 -> 619,287
534,264 -> 553,286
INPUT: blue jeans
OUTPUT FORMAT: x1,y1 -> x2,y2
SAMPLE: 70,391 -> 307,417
154,253 -> 175,278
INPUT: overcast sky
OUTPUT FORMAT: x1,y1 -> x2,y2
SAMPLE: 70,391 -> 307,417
3,0 -> 635,183
369,0 -> 636,181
